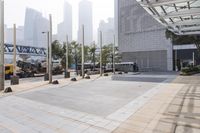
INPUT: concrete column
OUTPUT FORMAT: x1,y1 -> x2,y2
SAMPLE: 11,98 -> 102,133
49,14 -> 52,83
81,25 -> 85,78
175,50 -> 178,71
100,31 -> 103,76
113,35 -> 115,74
66,35 -> 69,72
13,24 -> 16,75
0,0 -> 4,91
46,32 -> 49,74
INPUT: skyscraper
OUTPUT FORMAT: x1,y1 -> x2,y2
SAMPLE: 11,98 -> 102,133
57,1 -> 72,42
24,8 -> 49,48
5,26 -> 24,44
78,0 -> 93,45
98,18 -> 114,46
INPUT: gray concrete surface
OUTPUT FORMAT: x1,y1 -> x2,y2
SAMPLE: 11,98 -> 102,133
0,73 -> 178,133
18,77 -> 156,116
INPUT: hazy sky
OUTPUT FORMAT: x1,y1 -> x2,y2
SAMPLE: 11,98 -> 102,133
4,0 -> 114,40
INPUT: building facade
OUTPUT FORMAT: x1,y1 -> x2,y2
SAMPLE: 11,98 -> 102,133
24,8 -> 49,48
78,0 -> 93,45
115,0 -> 173,71
98,18 -> 114,46
57,1 -> 72,43
5,26 -> 24,44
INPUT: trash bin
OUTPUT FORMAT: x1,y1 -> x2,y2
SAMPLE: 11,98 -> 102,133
11,75 -> 19,85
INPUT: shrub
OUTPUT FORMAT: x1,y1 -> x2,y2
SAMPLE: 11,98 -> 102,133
181,66 -> 200,74
181,67 -> 191,73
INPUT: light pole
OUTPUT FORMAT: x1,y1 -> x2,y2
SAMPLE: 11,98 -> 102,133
49,14 -> 52,83
65,35 -> 70,78
42,31 -> 49,81
42,31 -> 50,74
113,35 -> 115,74
0,0 -> 4,91
81,25 -> 85,78
100,31 -> 103,76
13,24 -> 17,75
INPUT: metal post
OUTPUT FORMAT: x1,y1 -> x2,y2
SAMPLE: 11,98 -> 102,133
0,0 -> 4,91
100,31 -> 103,76
113,35 -> 115,74
66,35 -> 69,72
13,24 -> 16,75
193,52 -> 195,66
49,14 -> 52,83
81,25 -> 85,78
175,50 -> 178,71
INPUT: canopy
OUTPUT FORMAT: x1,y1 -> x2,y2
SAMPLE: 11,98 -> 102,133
137,0 -> 200,35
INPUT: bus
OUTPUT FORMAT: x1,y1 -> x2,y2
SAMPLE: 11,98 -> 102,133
106,62 -> 139,72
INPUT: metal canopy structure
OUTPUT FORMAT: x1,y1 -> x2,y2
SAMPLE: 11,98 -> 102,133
137,0 -> 200,35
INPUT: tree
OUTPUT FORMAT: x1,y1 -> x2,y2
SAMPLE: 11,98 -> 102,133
61,43 -> 73,69
89,43 -> 97,70
51,40 -> 64,60
70,41 -> 81,73
102,44 -> 113,67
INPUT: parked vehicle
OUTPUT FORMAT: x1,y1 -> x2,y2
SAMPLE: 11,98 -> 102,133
5,64 -> 14,79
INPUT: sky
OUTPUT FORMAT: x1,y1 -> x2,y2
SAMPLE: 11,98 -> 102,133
4,0 -> 114,40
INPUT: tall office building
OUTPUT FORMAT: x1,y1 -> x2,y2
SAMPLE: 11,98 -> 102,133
115,0 -> 173,71
57,1 -> 72,42
98,18 -> 114,46
78,0 -> 93,45
5,26 -> 24,44
24,8 -> 49,48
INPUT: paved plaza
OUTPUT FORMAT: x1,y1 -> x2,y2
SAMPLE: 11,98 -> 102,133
0,73 -> 199,133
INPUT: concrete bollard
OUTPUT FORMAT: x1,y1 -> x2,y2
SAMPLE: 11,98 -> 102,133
4,87 -> 12,93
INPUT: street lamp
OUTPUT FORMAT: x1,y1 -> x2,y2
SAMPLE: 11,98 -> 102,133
64,35 -> 70,78
0,0 -> 4,91
81,25 -> 85,79
49,14 -> 53,84
42,31 -> 49,81
99,31 -> 103,76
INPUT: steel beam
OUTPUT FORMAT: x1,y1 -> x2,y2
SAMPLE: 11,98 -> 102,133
139,0 -> 195,7
155,9 -> 200,19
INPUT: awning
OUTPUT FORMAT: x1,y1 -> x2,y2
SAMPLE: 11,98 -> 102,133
136,0 -> 200,35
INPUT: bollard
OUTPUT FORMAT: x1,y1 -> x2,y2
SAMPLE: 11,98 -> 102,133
52,80 -> 59,84
4,87 -> 12,93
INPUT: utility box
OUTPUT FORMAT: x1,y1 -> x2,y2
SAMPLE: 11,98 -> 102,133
65,71 -> 70,78
44,73 -> 49,81
11,76 -> 19,85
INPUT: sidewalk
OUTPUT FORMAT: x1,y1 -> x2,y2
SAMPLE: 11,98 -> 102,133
112,75 -> 200,133
0,74 -> 101,97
